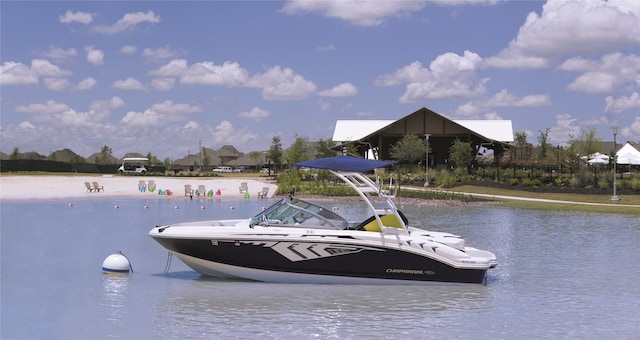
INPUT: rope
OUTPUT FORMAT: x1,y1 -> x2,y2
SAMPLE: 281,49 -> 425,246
117,250 -> 134,273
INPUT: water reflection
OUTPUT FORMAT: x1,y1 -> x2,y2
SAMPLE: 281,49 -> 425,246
152,279 -> 491,338
101,274 -> 131,325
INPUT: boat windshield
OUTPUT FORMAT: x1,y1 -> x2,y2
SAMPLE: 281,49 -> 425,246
250,198 -> 348,230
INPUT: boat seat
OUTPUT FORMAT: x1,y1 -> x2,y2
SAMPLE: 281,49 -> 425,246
355,211 -> 408,232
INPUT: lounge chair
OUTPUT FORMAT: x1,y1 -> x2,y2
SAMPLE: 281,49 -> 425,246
85,182 -> 94,192
184,185 -> 194,197
197,184 -> 206,197
239,182 -> 248,193
92,182 -> 104,192
147,180 -> 156,192
138,180 -> 146,192
257,187 -> 269,199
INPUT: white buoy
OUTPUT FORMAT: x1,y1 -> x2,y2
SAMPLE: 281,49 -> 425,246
102,251 -> 131,274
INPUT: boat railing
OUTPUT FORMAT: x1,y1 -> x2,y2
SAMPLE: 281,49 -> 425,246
331,170 -> 408,234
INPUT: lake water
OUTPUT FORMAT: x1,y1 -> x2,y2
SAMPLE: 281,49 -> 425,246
1,197 -> 639,339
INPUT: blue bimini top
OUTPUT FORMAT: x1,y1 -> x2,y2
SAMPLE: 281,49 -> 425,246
294,155 -> 397,173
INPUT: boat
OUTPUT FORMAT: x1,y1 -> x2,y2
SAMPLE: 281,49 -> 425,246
148,155 -> 497,284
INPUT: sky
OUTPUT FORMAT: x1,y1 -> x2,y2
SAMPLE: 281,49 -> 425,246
1,0 -> 639,160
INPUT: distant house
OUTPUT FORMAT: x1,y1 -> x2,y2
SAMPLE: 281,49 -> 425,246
173,145 -> 245,170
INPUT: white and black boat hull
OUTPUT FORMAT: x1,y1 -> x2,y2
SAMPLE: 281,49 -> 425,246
151,236 -> 489,284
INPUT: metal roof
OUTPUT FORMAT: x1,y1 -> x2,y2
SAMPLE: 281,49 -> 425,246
332,118 -> 513,143
453,120 -> 514,142
332,120 -> 395,142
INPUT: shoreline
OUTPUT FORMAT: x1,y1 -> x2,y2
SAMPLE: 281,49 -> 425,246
0,174 -> 487,207
0,175 -> 278,202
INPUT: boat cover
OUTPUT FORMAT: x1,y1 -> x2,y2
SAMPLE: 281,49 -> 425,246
294,155 -> 397,173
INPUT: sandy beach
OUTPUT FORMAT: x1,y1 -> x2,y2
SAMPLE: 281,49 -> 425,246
0,175 -> 278,201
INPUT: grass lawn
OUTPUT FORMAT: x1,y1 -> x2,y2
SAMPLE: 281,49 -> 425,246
447,185 -> 640,216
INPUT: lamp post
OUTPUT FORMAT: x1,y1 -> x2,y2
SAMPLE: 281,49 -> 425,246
611,127 -> 619,201
424,134 -> 430,187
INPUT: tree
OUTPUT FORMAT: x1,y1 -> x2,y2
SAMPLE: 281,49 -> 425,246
343,142 -> 360,156
96,145 -> 113,165
389,134 -> 426,164
284,134 -> 309,165
70,154 -> 85,163
9,147 -> 20,160
448,138 -> 474,174
514,131 -> 528,147
573,127 -> 601,157
537,128 -> 551,160
268,136 -> 283,171
316,138 -> 337,158
145,152 -> 160,165
163,157 -> 173,171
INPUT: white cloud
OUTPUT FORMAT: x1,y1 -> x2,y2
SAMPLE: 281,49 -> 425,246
149,59 -> 189,77
485,89 -> 551,107
249,66 -> 317,100
549,113 -> 581,145
558,53 -> 640,94
76,77 -> 96,91
113,77 -> 145,90
150,60 -> 316,100
14,98 -> 120,128
281,0 -> 500,27
238,107 -> 270,121
59,10 -> 93,24
93,10 -> 160,35
110,97 -> 125,108
18,121 -> 36,129
454,102 -> 481,117
484,111 -> 503,120
39,46 -> 78,63
0,62 -> 38,85
150,78 -> 175,91
120,45 -> 137,54
31,59 -> 71,77
212,120 -> 234,141
282,1 -> 427,27
621,116 -> 640,141
85,46 -> 104,66
605,92 -> 640,113
376,51 -> 486,102
150,100 -> 202,114
375,61 -> 431,86
120,101 -> 200,128
486,0 -> 640,69
318,99 -> 331,111
43,78 -> 69,91
318,82 -> 358,97
183,121 -> 199,130
121,109 -> 162,127
89,97 -> 125,113
181,61 -> 249,86
42,77 -> 95,92
142,46 -> 184,61
16,100 -> 70,114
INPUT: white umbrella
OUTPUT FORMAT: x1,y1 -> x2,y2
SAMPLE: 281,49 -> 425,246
583,152 -> 610,164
